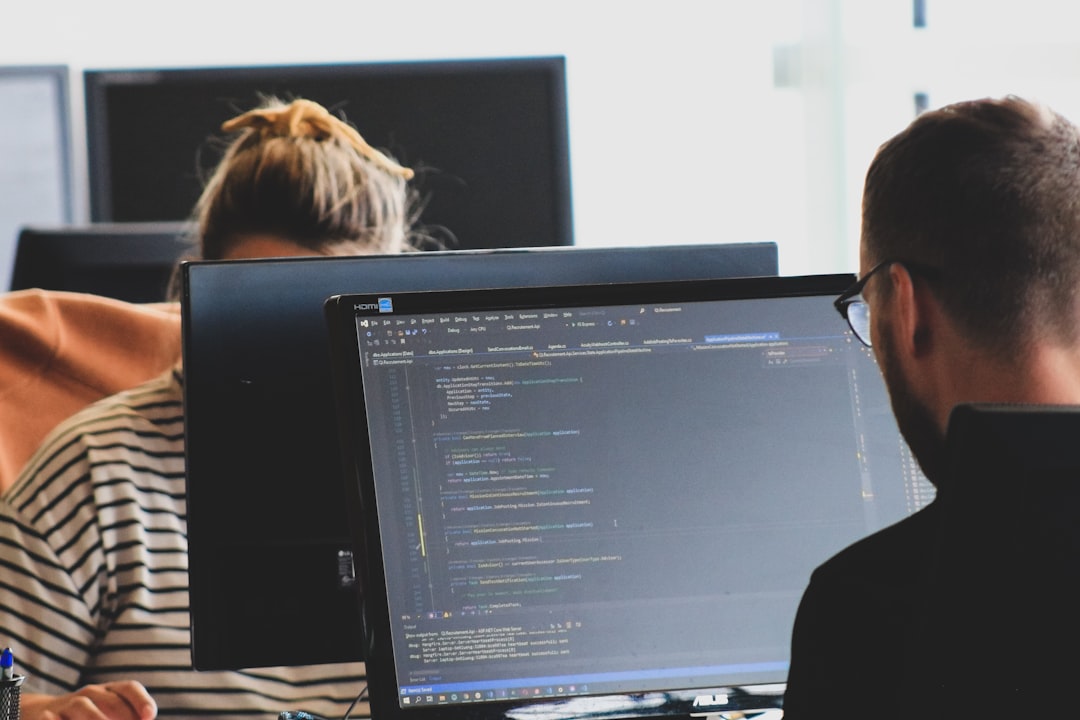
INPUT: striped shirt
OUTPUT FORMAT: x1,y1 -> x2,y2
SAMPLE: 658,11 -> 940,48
0,369 -> 368,719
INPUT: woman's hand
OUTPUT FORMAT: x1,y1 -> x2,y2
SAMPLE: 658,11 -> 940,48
21,683 -> 157,720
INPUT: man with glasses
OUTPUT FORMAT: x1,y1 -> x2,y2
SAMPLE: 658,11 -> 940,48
782,96 -> 1080,718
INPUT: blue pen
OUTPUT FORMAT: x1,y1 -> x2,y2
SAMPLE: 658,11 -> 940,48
0,647 -> 12,681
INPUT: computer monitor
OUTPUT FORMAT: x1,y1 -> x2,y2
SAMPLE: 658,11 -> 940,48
85,57 -> 573,250
0,65 -> 73,288
181,243 -> 778,671
323,273 -> 932,719
10,222 -> 194,302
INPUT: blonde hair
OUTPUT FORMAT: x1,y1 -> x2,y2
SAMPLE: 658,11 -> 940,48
193,97 -> 420,260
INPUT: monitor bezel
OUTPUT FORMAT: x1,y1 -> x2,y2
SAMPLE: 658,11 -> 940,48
325,273 -> 854,720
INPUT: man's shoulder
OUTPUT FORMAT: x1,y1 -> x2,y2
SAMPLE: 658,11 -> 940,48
811,501 -> 940,588
783,503 -> 944,718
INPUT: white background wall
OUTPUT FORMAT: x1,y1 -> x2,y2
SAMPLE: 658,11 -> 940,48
5,0 -> 1080,281
1,0 -> 816,276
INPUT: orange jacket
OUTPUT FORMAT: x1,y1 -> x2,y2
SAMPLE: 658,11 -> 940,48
0,289 -> 181,492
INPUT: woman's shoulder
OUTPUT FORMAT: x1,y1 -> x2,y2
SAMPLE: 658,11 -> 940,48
6,369 -> 185,510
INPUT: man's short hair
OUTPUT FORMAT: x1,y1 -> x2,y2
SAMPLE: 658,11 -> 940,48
861,96 -> 1080,354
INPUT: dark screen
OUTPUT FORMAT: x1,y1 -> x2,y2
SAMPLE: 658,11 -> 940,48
10,222 -> 194,302
84,57 -> 573,250
181,244 -> 778,671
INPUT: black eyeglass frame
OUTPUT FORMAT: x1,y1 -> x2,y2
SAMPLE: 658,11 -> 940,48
833,259 -> 941,347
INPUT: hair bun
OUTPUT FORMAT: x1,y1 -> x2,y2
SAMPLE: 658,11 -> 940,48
222,98 -> 414,179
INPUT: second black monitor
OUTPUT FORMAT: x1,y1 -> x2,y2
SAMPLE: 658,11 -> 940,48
10,222 -> 194,302
85,57 -> 573,250
180,243 -> 777,672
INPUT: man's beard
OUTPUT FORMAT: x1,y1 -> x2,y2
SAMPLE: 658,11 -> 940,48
876,331 -> 949,488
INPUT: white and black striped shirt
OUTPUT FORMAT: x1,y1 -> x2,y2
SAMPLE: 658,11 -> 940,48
0,369 -> 367,719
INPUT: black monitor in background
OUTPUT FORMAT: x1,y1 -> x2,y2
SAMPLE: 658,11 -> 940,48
323,273 -> 934,720
10,222 -> 195,302
84,57 -> 573,250
180,243 -> 778,672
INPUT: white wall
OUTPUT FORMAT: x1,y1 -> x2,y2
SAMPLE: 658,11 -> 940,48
10,0 -> 1080,280
2,0 -> 819,275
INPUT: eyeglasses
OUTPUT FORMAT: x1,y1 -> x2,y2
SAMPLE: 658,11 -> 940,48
833,260 -> 939,347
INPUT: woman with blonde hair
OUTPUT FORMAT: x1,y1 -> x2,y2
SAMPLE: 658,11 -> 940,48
192,97 -> 418,262
0,98 -> 418,720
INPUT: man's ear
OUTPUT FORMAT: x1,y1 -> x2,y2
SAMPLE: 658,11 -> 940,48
887,263 -> 936,358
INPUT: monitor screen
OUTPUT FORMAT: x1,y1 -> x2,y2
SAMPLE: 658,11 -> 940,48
180,243 -> 778,671
10,222 -> 195,302
324,274 -> 933,719
85,57 -> 573,250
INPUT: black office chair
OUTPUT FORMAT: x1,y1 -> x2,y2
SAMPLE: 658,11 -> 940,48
903,403 -> 1080,714
10,222 -> 196,303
